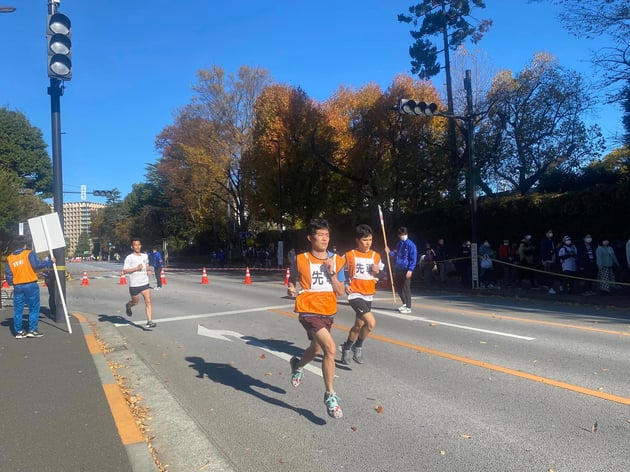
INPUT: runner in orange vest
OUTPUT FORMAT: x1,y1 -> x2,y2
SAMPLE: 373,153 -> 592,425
287,219 -> 346,419
340,224 -> 384,365
5,236 -> 54,338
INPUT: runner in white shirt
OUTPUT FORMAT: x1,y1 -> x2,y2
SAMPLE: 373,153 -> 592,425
122,238 -> 156,328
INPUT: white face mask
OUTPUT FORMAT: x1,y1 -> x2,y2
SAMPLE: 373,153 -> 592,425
585,237 -> 592,243
400,235 -> 408,241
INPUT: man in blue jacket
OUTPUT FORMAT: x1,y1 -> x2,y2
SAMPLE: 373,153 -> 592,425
386,227 -> 417,314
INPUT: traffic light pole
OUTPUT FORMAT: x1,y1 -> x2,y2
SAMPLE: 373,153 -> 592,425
48,76 -> 66,321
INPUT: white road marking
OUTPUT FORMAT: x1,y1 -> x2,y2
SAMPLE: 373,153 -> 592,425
372,308 -> 535,340
196,325 -> 325,378
113,304 -> 295,327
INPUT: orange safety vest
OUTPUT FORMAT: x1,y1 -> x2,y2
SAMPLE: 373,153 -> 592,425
294,251 -> 345,316
7,250 -> 38,285
345,249 -> 382,297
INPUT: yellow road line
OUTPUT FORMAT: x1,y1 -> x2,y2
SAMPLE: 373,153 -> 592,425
102,384 -> 145,445
270,308 -> 630,406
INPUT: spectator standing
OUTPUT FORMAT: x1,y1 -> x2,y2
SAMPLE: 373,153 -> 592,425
557,236 -> 578,293
5,236 -> 54,338
150,247 -> 164,290
540,229 -> 558,294
518,235 -> 538,288
595,238 -> 620,294
386,227 -> 417,314
420,242 -> 437,287
498,239 -> 517,287
478,240 -> 497,288
435,238 -> 449,284
577,234 -> 597,295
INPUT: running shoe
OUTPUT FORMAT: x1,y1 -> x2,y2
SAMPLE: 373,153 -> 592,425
324,392 -> 343,419
145,321 -> 156,328
26,331 -> 44,338
352,346 -> 364,364
15,330 -> 26,339
401,307 -> 412,314
339,345 -> 352,365
397,304 -> 407,312
290,356 -> 303,387
125,302 -> 133,317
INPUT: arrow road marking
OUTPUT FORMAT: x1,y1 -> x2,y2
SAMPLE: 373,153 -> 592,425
196,325 -> 326,378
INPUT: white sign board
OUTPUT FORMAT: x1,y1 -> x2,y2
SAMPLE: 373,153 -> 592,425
28,213 -> 66,254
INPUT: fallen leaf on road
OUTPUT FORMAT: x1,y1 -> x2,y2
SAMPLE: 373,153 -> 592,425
461,434 -> 472,439
258,353 -> 266,360
351,426 -> 358,432
440,450 -> 446,456
375,405 -> 384,414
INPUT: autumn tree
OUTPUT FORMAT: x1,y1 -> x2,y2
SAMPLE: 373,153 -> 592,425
476,53 -> 605,195
398,1 -> 491,197
156,65 -> 271,247
245,84 -> 334,227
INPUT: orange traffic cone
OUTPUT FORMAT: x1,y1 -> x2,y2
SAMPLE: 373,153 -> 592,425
284,267 -> 290,286
244,266 -> 252,285
2,275 -> 9,288
161,268 -> 167,285
201,267 -> 209,285
118,270 -> 127,285
81,271 -> 89,286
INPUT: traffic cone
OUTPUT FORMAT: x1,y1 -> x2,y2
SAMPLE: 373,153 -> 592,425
284,267 -> 290,286
244,267 -> 252,285
118,270 -> 127,285
81,271 -> 89,286
2,275 -> 9,288
200,267 -> 209,284
161,268 -> 167,285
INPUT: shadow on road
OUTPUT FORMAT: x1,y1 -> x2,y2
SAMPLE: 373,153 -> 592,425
185,356 -> 327,425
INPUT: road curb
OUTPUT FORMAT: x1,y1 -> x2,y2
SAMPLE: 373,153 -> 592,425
75,312 -> 159,472
77,311 -> 236,472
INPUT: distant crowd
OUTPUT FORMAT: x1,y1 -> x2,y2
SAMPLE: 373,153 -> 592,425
418,231 -> 629,296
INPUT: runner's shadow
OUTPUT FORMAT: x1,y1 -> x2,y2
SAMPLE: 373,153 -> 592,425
97,314 -> 151,331
185,356 -> 326,426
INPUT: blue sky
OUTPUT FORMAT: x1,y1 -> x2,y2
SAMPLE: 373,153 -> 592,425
1,0 -> 623,203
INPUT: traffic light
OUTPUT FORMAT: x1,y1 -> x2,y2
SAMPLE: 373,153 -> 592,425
398,99 -> 438,117
92,190 -> 113,198
46,12 -> 72,80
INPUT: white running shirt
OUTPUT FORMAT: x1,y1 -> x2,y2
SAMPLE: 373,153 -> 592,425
123,252 -> 150,287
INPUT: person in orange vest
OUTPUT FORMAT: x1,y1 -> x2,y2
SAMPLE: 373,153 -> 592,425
5,236 -> 55,338
287,219 -> 346,419
339,224 -> 384,365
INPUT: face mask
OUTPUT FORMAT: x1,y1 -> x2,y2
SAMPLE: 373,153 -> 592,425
585,238 -> 592,243
547,233 -> 553,238
483,242 -> 490,247
400,235 -> 408,241
565,240 -> 572,245
603,241 -> 609,246
525,235 -> 531,241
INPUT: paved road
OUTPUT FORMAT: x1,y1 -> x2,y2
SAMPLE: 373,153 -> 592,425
67,261 -> 630,472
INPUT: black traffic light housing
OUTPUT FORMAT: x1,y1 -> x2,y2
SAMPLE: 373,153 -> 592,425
47,12 -> 72,80
399,99 -> 438,117
92,190 -> 113,198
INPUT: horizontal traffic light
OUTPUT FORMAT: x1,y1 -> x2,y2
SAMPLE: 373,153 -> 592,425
47,12 -> 72,80
399,99 -> 438,117
92,190 -> 113,197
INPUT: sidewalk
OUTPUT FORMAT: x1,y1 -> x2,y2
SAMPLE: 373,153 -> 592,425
0,305 -> 157,472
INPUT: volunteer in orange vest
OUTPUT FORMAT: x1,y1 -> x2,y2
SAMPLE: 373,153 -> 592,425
5,236 -> 55,339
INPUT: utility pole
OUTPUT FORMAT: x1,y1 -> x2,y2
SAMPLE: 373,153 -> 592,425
47,0 -> 72,319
